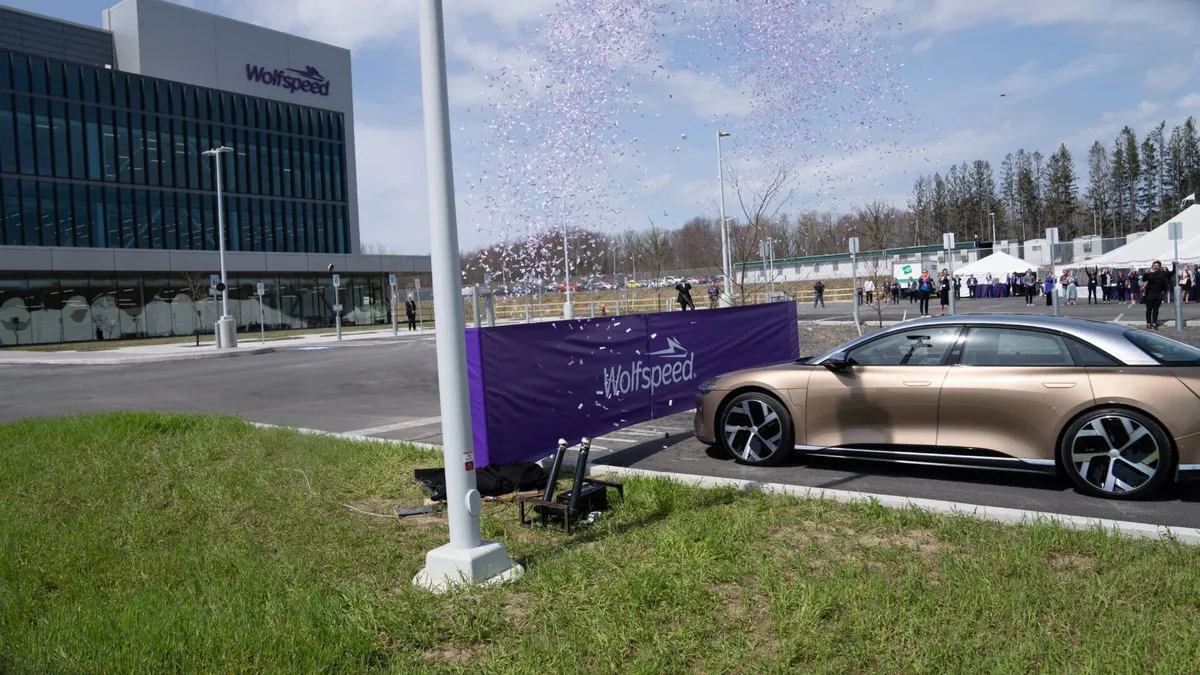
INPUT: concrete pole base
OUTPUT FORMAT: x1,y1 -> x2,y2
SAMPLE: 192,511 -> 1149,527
413,541 -> 524,594
718,293 -> 736,308
215,316 -> 238,349
563,301 -> 575,319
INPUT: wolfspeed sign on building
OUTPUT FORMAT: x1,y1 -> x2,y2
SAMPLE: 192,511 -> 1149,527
245,64 -> 331,96
465,303 -> 799,467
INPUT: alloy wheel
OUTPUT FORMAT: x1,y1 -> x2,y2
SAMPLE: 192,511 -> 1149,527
722,398 -> 785,463
1069,415 -> 1161,495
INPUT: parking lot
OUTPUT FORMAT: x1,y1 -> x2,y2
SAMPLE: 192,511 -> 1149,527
3,322 -> 1198,529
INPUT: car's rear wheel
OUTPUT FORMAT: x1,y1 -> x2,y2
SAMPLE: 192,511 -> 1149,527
1059,408 -> 1174,500
718,392 -> 794,466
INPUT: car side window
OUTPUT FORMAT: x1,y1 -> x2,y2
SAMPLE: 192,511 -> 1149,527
1066,338 -> 1121,367
846,327 -> 961,366
960,328 -> 1073,367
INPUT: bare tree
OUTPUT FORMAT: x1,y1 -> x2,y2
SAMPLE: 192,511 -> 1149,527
853,201 -> 901,327
360,241 -> 392,255
726,163 -> 799,301
180,271 -> 212,337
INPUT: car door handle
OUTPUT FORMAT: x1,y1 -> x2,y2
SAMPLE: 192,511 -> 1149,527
903,381 -> 932,387
1042,382 -> 1076,388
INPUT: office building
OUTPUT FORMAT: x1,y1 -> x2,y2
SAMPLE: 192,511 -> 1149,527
0,0 -> 428,345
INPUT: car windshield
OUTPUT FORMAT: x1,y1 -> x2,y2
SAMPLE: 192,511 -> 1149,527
1124,330 -> 1200,365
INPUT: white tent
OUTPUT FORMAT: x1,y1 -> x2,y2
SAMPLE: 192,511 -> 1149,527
1066,205 -> 1200,273
954,251 -> 1041,279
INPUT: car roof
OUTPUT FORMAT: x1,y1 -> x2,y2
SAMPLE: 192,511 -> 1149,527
812,314 -> 1157,366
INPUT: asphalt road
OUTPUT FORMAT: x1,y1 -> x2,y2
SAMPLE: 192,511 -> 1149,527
3,328 -> 1198,528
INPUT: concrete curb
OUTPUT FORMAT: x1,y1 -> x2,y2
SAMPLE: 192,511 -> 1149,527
248,422 -> 1200,546
587,464 -> 1200,546
0,346 -> 275,366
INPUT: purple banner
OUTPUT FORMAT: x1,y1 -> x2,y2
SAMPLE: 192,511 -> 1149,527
466,303 -> 799,467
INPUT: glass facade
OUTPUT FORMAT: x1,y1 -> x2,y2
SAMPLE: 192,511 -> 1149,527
0,51 -> 350,253
0,272 -> 430,346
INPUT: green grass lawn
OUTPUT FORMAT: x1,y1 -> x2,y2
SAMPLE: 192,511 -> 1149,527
2,414 -> 1198,673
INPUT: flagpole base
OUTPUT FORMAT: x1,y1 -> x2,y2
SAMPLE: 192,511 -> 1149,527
413,541 -> 523,594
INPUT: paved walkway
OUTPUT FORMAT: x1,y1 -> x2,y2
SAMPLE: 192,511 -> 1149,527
0,326 -> 434,365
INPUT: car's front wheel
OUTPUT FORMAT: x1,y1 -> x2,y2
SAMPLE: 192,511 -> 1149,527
1059,408 -> 1174,500
718,392 -> 794,466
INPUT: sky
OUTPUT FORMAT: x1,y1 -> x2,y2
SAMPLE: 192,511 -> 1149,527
15,0 -> 1200,256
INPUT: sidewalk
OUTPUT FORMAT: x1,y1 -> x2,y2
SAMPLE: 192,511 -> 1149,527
0,326 -> 435,366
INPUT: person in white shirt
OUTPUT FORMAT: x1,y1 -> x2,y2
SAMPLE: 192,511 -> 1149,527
863,279 -> 875,304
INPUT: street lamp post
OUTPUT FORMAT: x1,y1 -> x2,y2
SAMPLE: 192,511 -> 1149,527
202,146 -> 236,349
414,0 -> 520,592
562,194 -> 574,319
717,130 -> 734,307
989,212 -> 996,244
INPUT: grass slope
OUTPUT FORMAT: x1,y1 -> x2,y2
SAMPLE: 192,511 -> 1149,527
1,413 -> 1198,673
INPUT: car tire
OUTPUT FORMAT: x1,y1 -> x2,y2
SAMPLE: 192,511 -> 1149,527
1058,407 -> 1175,500
718,392 -> 794,467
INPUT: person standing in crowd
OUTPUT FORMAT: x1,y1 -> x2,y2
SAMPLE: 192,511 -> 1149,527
967,275 -> 977,299
812,279 -> 825,308
1044,270 -> 1055,308
1129,267 -> 1141,304
1140,260 -> 1176,329
1067,271 -> 1079,306
708,280 -> 721,309
939,268 -> 952,316
984,272 -> 993,299
891,280 -> 901,304
856,281 -> 864,306
1100,268 -> 1112,303
1115,271 -> 1127,302
1181,264 -> 1193,303
675,277 -> 695,311
909,277 -> 918,303
1022,268 -> 1037,306
917,269 -> 934,316
405,294 -> 417,331
1086,267 -> 1099,304
863,278 -> 875,305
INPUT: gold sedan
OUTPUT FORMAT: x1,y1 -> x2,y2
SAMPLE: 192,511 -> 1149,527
694,315 -> 1200,500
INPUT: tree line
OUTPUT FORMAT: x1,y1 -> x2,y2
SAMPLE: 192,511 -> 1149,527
910,117 -> 1200,244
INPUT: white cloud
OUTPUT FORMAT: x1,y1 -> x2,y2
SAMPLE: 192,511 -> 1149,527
993,53 -> 1121,101
353,123 -> 431,254
218,0 -> 555,49
1180,93 -> 1200,110
895,0 -> 1196,36
661,69 -> 755,119
912,37 -> 934,54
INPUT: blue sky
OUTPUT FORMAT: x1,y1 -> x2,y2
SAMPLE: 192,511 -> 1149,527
14,0 -> 1200,254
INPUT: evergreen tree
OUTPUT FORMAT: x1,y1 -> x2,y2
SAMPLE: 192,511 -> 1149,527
1086,141 -> 1112,238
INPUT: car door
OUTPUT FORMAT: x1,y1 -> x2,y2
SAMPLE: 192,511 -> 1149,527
805,325 -> 962,448
936,326 -> 1095,462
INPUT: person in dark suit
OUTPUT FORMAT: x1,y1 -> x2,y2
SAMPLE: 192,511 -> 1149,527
405,294 -> 418,331
1140,261 -> 1176,329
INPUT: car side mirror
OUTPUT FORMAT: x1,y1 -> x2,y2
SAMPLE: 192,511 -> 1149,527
825,352 -> 850,371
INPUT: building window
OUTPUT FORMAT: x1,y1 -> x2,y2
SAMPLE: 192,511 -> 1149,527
2,178 -> 20,246
162,191 -> 176,249
20,180 -> 38,245
73,183 -> 88,247
33,98 -> 53,177
104,186 -> 119,247
28,57 -> 48,95
0,93 -> 15,174
39,180 -> 59,245
14,95 -> 34,175
56,182 -> 72,247
67,104 -> 86,179
89,185 -> 105,247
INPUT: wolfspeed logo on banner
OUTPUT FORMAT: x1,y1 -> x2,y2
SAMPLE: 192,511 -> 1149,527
602,337 -> 696,399
245,64 -> 330,96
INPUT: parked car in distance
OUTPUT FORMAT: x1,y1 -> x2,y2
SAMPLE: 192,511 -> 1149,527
694,315 -> 1200,500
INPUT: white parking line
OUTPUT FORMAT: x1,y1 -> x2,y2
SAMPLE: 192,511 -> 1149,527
343,416 -> 442,436
1113,313 -> 1124,323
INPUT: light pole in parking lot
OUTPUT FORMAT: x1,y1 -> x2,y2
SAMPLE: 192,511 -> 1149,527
717,130 -> 735,307
1047,227 -> 1060,317
414,0 -> 520,592
202,146 -> 236,348
562,193 -> 574,319
944,232 -> 956,315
